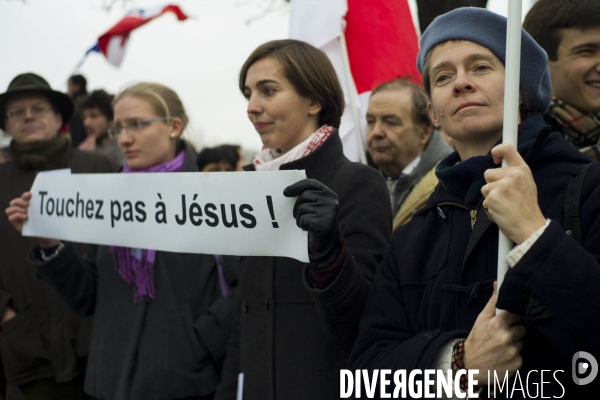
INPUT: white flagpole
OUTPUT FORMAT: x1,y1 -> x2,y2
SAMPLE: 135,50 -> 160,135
339,24 -> 368,165
497,0 -> 522,311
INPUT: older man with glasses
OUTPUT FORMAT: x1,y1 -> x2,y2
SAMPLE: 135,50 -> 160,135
0,73 -> 114,400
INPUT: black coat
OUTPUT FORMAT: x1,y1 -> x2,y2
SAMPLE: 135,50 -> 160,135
350,126 -> 600,398
217,132 -> 392,400
0,149 -> 114,386
31,147 -> 238,400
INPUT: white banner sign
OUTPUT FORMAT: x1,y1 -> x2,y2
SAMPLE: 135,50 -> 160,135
23,170 -> 309,262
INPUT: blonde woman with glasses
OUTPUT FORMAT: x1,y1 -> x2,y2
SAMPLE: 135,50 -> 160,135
6,82 -> 235,400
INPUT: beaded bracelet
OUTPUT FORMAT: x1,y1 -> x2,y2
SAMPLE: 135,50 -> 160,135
451,339 -> 470,398
40,242 -> 65,262
451,340 -> 493,399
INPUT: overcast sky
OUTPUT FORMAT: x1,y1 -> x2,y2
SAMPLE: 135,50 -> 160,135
0,0 -> 532,152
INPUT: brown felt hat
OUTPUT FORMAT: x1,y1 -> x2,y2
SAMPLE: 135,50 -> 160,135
0,73 -> 73,130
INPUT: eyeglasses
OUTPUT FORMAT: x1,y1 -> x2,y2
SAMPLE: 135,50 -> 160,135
5,105 -> 53,121
109,117 -> 172,136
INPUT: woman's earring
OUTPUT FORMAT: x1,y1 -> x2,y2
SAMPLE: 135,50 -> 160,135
170,133 -> 175,138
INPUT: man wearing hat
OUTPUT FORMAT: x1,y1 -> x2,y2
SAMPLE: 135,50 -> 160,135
0,73 -> 114,399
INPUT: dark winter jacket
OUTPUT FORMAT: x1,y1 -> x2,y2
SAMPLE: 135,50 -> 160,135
216,132 -> 392,400
0,149 -> 114,386
30,147 -> 238,400
350,122 -> 600,398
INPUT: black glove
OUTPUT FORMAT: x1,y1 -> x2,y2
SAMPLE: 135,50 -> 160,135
283,179 -> 342,268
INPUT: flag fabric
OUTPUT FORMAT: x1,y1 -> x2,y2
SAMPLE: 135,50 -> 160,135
289,0 -> 420,162
345,0 -> 421,93
86,4 -> 188,67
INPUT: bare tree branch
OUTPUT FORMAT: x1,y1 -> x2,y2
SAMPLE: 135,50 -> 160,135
13,0 -> 289,17
102,0 -> 132,12
243,0 -> 288,26
235,0 -> 256,6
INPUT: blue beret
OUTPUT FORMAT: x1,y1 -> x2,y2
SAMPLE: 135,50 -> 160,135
416,7 -> 551,114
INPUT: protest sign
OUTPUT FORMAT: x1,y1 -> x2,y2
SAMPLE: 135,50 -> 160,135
22,170 -> 309,262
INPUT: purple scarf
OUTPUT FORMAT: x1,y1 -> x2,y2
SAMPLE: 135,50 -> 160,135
109,150 -> 186,302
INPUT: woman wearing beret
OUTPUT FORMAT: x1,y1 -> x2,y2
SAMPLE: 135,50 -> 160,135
215,39 -> 392,400
309,7 -> 600,399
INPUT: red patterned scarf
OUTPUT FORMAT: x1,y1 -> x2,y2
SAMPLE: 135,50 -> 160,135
253,125 -> 334,171
549,98 -> 600,160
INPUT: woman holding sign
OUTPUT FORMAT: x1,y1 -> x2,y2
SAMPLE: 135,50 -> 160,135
215,40 -> 392,399
332,8 -> 599,398
6,83 -> 236,400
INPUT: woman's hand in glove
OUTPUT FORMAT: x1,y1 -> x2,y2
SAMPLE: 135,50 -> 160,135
283,179 -> 342,268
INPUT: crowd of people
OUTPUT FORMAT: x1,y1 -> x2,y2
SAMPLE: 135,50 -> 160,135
1,0 -> 599,399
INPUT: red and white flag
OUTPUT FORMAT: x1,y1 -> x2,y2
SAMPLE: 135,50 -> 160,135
290,0 -> 420,162
86,4 -> 188,67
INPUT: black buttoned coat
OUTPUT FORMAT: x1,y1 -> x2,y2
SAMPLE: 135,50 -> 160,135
30,147 -> 238,400
350,126 -> 600,398
217,132 -> 392,400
